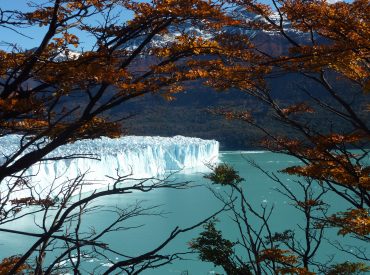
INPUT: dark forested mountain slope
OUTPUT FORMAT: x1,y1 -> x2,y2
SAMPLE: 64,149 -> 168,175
24,11 -> 368,150
108,71 -> 368,150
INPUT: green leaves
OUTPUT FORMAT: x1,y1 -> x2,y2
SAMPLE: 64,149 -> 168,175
190,220 -> 252,275
190,220 -> 234,265
204,163 -> 244,186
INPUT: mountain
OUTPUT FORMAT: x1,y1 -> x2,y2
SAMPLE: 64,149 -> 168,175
122,8 -> 311,56
24,10 -> 369,150
114,9 -> 370,150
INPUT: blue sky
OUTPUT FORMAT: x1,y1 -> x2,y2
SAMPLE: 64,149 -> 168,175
0,0 -> 40,50
0,1 -> 134,51
0,0 -> 294,51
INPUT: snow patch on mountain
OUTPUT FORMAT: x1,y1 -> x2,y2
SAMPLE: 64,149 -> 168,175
124,23 -> 214,51
53,48 -> 81,61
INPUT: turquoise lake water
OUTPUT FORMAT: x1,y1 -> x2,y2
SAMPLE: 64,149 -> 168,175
0,151 -> 364,274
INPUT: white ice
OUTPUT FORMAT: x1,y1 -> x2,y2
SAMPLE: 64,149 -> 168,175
0,135 -> 219,198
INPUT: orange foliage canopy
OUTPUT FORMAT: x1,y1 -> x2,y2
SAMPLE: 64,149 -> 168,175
0,256 -> 29,275
209,0 -> 370,240
0,0 -> 231,140
0,0 -> 369,273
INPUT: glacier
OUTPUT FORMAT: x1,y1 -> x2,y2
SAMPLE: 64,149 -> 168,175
0,135 -> 219,197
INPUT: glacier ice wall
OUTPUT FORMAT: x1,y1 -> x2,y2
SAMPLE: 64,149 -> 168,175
0,135 -> 219,196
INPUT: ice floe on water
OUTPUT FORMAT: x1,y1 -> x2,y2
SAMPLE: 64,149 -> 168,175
220,151 -> 267,155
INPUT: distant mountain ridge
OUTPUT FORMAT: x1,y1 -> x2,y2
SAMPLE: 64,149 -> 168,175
54,8 -> 308,59
23,9 -> 368,150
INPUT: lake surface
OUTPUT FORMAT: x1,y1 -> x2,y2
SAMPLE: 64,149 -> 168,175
0,151 -> 362,274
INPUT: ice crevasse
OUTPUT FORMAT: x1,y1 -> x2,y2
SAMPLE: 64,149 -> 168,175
0,135 -> 219,196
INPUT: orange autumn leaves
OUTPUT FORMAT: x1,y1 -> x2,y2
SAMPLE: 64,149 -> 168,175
0,0 -> 368,273
281,0 -> 370,84
284,161 -> 370,190
259,248 -> 315,275
0,0 -> 232,140
1,0 -> 369,239
221,0 -> 370,87
0,116 -> 121,140
215,0 -> 370,241
0,256 -> 29,275
327,209 -> 370,237
280,133 -> 370,191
